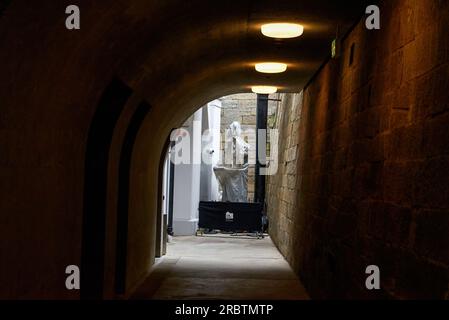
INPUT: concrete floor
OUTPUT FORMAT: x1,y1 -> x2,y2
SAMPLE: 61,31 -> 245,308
131,235 -> 309,300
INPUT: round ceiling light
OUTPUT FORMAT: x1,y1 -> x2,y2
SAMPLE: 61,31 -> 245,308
251,86 -> 278,94
255,62 -> 288,74
261,23 -> 304,39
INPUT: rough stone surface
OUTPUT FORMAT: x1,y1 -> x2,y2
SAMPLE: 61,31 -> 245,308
1,0 -> 367,299
267,0 -> 449,299
1,0 -> 447,300
219,93 -> 277,201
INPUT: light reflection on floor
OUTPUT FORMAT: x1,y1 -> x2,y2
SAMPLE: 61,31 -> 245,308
132,235 -> 309,300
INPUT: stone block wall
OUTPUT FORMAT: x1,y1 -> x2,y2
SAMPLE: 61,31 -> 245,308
220,93 -> 277,201
267,0 -> 449,299
266,93 -> 303,253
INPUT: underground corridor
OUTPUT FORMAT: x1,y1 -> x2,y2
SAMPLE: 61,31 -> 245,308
130,93 -> 309,300
0,0 -> 449,304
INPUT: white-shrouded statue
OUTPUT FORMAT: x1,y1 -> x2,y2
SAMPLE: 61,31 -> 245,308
213,121 -> 250,202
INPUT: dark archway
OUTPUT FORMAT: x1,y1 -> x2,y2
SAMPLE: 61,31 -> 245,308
115,101 -> 152,295
155,135 -> 175,258
80,79 -> 133,300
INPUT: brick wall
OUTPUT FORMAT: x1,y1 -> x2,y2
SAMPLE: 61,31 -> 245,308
267,0 -> 449,299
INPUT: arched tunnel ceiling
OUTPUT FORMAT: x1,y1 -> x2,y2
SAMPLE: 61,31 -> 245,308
0,0 -> 376,138
128,0 -> 375,103
0,0 -> 375,112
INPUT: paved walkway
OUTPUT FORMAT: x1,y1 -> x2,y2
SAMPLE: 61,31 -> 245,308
132,235 -> 309,300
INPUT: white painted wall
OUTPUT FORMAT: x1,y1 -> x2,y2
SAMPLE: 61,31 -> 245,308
200,100 -> 222,202
172,102 -> 222,236
172,109 -> 203,236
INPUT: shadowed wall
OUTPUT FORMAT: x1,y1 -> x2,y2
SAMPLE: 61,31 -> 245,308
9,0 -> 449,301
268,0 -> 449,299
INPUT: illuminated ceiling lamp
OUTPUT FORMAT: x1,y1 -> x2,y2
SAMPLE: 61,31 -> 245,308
261,23 -> 304,39
255,62 -> 288,74
251,86 -> 278,94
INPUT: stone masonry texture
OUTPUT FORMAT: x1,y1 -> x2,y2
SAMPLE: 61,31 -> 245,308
267,0 -> 449,299
220,93 -> 277,202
